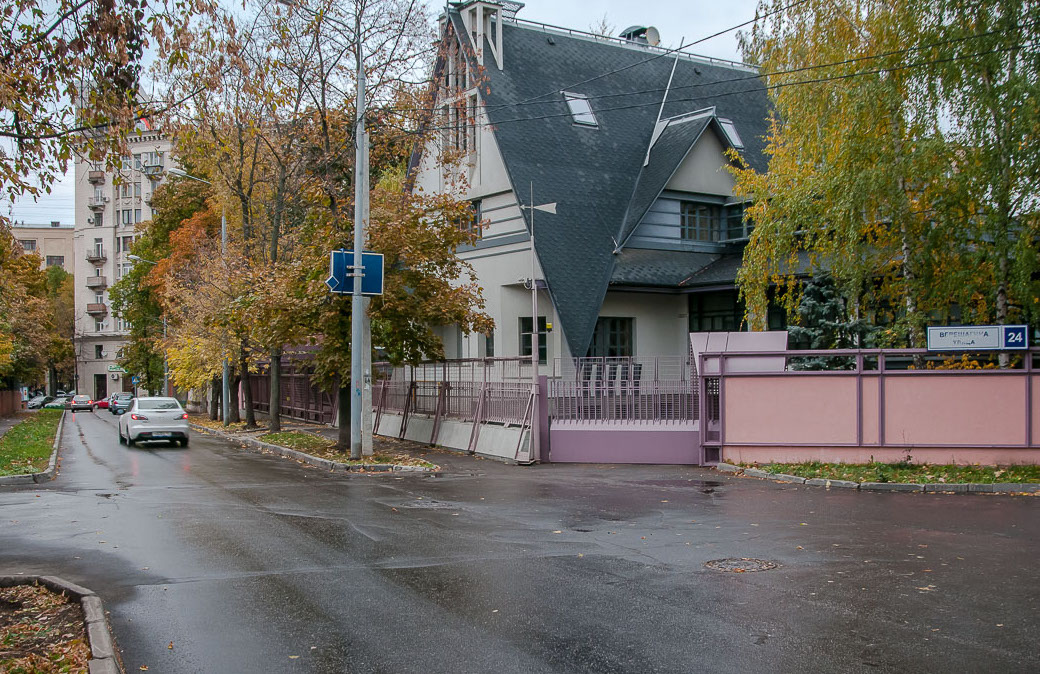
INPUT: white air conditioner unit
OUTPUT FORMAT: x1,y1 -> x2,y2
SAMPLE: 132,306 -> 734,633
110,373 -> 119,380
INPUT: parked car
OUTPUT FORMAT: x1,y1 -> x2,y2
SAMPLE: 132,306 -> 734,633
93,395 -> 110,410
26,395 -> 53,409
67,394 -> 94,412
44,396 -> 70,409
110,393 -> 134,415
118,397 -> 190,447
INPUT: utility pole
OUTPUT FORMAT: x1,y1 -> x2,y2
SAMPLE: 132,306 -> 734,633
221,206 -> 230,426
522,185 -> 556,463
350,22 -> 366,460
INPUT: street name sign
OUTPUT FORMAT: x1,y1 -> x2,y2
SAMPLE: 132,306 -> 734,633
325,249 -> 384,296
926,325 -> 1029,351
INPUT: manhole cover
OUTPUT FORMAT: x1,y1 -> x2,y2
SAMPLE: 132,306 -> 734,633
705,558 -> 779,573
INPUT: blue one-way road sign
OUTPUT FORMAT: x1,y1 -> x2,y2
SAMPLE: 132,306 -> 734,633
326,249 -> 384,296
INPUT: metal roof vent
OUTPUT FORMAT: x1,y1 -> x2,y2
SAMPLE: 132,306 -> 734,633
619,25 -> 660,46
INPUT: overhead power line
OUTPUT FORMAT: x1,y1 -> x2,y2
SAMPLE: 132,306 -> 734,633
413,40 -> 1034,134
509,0 -> 810,107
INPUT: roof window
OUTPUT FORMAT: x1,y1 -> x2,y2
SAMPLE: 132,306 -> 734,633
719,119 -> 744,149
563,92 -> 597,127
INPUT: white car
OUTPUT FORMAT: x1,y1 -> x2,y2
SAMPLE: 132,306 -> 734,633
118,397 -> 190,447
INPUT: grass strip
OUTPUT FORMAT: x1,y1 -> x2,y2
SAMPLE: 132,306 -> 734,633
0,410 -> 62,477
258,431 -> 436,468
752,460 -> 1040,484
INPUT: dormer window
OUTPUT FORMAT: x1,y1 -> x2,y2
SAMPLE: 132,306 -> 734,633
719,119 -> 744,149
563,92 -> 597,127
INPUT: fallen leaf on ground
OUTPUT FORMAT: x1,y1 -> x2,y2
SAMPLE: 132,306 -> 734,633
552,530 -> 562,534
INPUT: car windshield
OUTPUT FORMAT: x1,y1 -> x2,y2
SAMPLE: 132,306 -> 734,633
138,398 -> 181,410
114,394 -> 132,401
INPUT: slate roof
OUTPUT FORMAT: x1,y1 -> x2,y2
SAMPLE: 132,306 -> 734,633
610,248 -> 721,287
450,8 -> 771,356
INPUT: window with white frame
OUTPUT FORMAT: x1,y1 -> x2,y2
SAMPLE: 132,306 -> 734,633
19,239 -> 36,252
563,92 -> 597,127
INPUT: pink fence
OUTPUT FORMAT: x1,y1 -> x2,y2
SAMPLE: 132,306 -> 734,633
548,356 -> 696,425
703,348 -> 1040,465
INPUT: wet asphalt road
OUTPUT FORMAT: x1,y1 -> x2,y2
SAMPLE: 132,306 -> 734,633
1,411 -> 1039,673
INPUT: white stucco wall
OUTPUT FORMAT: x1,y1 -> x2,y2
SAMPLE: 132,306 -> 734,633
664,128 -> 736,196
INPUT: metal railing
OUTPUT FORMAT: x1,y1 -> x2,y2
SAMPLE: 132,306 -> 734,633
549,356 -> 697,425
372,357 -> 534,441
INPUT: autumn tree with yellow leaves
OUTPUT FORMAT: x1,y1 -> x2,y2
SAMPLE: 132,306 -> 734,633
733,0 -> 1040,348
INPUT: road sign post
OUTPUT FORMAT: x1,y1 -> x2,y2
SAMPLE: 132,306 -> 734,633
325,250 -> 384,296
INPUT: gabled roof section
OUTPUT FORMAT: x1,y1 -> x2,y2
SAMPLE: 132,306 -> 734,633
450,9 -> 771,355
615,111 -> 713,251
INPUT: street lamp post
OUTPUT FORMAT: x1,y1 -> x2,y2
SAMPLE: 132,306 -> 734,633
519,185 -> 556,464
126,254 -> 169,396
165,168 -> 230,425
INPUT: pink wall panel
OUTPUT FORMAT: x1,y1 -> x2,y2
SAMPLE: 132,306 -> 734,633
861,376 -> 879,445
1032,376 -> 1040,446
884,375 -> 1025,446
724,376 -> 859,445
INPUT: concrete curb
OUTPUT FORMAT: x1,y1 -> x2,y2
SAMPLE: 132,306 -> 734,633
0,574 -> 122,673
0,410 -> 64,487
716,462 -> 1040,495
189,423 -> 437,473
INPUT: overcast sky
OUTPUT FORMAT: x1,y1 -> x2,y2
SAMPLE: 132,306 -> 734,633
8,0 -> 759,226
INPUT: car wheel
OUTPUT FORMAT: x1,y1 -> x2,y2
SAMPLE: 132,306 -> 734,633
181,437 -> 189,447
118,430 -> 125,445
126,434 -> 134,447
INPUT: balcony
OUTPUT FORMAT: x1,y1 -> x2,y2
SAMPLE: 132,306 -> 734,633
142,163 -> 164,180
88,196 -> 108,211
88,170 -> 106,185
85,275 -> 107,289
85,250 -> 107,264
86,303 -> 108,316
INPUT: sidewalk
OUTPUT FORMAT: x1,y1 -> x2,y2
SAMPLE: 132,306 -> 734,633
188,413 -> 468,469
0,413 -> 25,442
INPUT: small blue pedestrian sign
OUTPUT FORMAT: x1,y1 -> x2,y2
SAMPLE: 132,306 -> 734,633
131,375 -> 140,386
326,249 -> 384,296
1002,325 -> 1028,350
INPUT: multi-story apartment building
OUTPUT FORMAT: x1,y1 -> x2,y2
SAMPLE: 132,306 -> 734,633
11,221 -> 74,273
73,124 -> 170,400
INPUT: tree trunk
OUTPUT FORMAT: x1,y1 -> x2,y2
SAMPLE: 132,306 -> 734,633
228,365 -> 241,424
269,347 -> 282,433
997,255 -> 1010,368
210,376 -> 220,420
240,344 -> 256,428
48,367 -> 57,397
336,377 -> 350,453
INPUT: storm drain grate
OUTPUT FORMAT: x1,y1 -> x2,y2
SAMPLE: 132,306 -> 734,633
705,558 -> 779,573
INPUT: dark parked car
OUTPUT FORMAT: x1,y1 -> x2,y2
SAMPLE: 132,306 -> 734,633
110,393 -> 134,415
26,395 -> 53,409
68,394 -> 94,412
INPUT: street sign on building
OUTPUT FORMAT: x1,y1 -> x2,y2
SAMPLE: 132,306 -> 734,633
325,249 -> 384,296
926,325 -> 1029,351
107,364 -> 127,373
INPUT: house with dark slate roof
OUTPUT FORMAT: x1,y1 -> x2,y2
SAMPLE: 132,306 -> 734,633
413,1 -> 783,366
